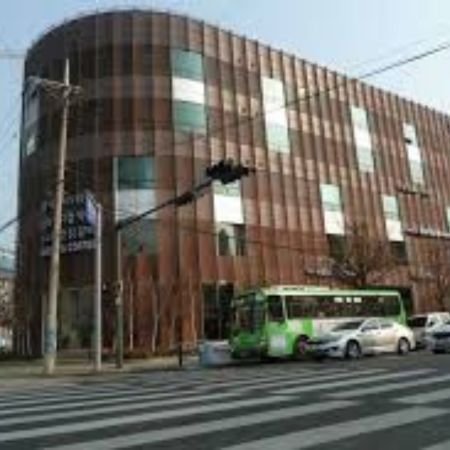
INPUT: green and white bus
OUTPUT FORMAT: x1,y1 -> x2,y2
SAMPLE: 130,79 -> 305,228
230,285 -> 406,359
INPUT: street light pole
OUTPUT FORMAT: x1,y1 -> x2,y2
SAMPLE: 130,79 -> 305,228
43,59 -> 70,375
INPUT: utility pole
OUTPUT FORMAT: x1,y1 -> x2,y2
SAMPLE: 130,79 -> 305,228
37,59 -> 81,375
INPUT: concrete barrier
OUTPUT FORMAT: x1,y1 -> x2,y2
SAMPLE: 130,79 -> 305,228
198,340 -> 233,367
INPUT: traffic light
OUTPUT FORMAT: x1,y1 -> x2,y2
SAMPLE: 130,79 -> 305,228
205,159 -> 254,184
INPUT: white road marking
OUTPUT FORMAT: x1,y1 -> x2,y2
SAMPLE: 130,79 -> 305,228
233,368 -> 384,393
0,391 -> 240,426
395,386 -> 450,405
330,373 -> 450,399
0,394 -> 294,442
274,368 -> 432,395
222,407 -> 445,450
423,438 -> 450,450
48,400 -> 356,450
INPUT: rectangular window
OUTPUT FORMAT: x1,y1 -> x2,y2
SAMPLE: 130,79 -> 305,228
382,195 -> 403,242
320,184 -> 344,235
171,49 -> 203,81
173,101 -> 207,133
22,87 -> 40,157
171,49 -> 207,134
172,77 -> 206,105
117,156 -> 155,190
390,241 -> 408,264
403,123 -> 417,145
202,283 -> 234,340
261,77 -> 290,153
266,124 -> 290,153
114,156 -> 157,254
351,106 -> 374,173
403,123 -> 424,186
327,234 -> 346,259
213,181 -> 244,224
217,223 -> 246,256
406,144 -> 424,185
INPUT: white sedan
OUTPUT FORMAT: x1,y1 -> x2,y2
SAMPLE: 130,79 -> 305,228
309,318 -> 415,359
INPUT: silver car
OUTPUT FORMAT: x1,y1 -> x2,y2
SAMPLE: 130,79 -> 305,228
407,312 -> 450,349
310,318 -> 415,359
428,321 -> 450,354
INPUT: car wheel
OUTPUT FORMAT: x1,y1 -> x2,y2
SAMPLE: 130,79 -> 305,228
293,336 -> 310,360
397,337 -> 410,355
345,340 -> 361,360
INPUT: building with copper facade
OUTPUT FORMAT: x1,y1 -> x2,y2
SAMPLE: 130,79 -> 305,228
16,9 -> 450,356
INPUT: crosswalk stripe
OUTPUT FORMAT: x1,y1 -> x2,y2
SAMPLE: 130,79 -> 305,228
329,373 -> 450,399
47,400 -> 356,450
0,388 -> 206,417
0,367 -> 362,409
0,394 -> 295,442
395,386 -> 450,405
274,368 -> 433,395
423,439 -> 450,450
221,407 -> 445,450
177,368 -> 353,391
233,368 -> 385,393
0,384 -> 190,409
0,391 -> 241,427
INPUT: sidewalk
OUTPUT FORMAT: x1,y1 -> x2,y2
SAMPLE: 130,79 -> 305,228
0,354 -> 200,388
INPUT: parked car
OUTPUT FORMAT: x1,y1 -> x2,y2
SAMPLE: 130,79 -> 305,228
407,312 -> 450,349
428,321 -> 450,354
309,317 -> 415,359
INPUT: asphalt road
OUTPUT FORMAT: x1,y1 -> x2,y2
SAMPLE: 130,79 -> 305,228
1,351 -> 450,449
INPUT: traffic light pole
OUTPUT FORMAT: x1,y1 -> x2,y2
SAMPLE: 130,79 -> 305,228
43,59 -> 70,375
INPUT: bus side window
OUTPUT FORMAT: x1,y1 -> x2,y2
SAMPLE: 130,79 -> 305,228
380,296 -> 399,316
267,296 -> 284,322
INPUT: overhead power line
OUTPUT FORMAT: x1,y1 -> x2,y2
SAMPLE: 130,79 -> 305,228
0,50 -> 25,60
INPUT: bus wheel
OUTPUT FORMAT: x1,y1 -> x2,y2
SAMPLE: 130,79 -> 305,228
293,336 -> 310,360
345,340 -> 361,360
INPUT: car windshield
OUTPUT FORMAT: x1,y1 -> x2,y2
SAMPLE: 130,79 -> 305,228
407,317 -> 427,327
332,320 -> 364,331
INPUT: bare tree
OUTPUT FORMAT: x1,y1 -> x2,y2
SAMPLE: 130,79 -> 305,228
329,220 -> 399,288
424,241 -> 450,311
0,284 -> 13,329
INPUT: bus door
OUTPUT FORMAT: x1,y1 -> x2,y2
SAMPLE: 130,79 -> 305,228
266,295 -> 288,356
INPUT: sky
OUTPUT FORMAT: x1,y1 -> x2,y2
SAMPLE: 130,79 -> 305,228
2,0 -> 450,252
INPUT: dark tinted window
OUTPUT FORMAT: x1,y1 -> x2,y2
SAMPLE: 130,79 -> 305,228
407,316 -> 427,327
267,296 -> 284,321
333,320 -> 364,331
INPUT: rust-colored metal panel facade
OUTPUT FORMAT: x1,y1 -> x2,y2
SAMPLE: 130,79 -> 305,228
16,10 -> 450,355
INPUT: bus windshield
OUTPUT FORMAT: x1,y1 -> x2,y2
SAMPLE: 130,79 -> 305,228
233,293 -> 265,332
